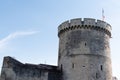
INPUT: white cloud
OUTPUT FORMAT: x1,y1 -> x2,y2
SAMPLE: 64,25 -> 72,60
0,31 -> 38,50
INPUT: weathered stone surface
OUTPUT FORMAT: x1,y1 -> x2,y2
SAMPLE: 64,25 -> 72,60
0,56 -> 61,80
58,18 -> 111,37
58,18 -> 112,80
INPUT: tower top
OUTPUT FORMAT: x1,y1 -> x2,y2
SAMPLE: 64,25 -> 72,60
58,18 -> 111,37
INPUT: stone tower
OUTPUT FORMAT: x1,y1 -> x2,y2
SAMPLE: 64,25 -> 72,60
58,18 -> 112,80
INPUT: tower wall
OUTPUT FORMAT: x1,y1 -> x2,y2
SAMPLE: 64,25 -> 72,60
58,18 -> 112,80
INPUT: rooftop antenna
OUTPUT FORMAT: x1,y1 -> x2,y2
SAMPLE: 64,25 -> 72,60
102,8 -> 105,21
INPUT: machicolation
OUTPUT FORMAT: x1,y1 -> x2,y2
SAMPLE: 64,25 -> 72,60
58,18 -> 111,37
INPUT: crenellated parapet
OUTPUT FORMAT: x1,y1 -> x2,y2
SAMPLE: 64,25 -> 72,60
58,18 -> 112,37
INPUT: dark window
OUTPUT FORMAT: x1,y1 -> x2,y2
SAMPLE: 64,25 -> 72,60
72,63 -> 74,68
96,73 -> 100,79
61,64 -> 63,71
85,42 -> 86,46
101,65 -> 103,71
83,66 -> 85,67
96,73 -> 98,79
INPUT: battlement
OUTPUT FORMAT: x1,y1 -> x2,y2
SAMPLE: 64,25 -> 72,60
58,18 -> 112,37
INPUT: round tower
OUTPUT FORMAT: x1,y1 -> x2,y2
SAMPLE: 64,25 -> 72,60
58,18 -> 112,80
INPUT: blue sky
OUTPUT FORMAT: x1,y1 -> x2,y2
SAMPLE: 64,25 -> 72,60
0,0 -> 120,79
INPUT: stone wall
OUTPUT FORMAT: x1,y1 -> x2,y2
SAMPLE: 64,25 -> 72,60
0,56 -> 61,80
58,18 -> 112,80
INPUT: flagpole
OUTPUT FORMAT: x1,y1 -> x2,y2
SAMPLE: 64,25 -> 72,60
102,8 -> 105,21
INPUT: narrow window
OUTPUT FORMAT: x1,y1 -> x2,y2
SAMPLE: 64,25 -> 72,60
96,73 -> 101,79
83,66 -> 85,67
96,73 -> 98,79
85,42 -> 86,46
61,64 -> 63,71
72,63 -> 74,68
101,65 -> 103,71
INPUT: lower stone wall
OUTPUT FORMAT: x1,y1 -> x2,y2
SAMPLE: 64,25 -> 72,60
0,56 -> 61,80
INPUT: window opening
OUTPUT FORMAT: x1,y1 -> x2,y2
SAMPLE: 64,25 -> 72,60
96,73 -> 98,79
96,72 -> 101,79
72,63 -> 74,68
61,64 -> 63,71
101,65 -> 103,71
85,42 -> 86,46
83,66 -> 85,67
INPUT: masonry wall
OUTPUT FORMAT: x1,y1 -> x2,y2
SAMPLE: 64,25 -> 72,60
58,18 -> 112,80
0,56 -> 61,80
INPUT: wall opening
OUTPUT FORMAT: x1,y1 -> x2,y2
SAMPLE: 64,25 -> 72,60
96,72 -> 101,79
85,42 -> 86,46
61,64 -> 63,71
96,73 -> 98,79
101,65 -> 103,71
72,63 -> 74,68
82,66 -> 85,67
